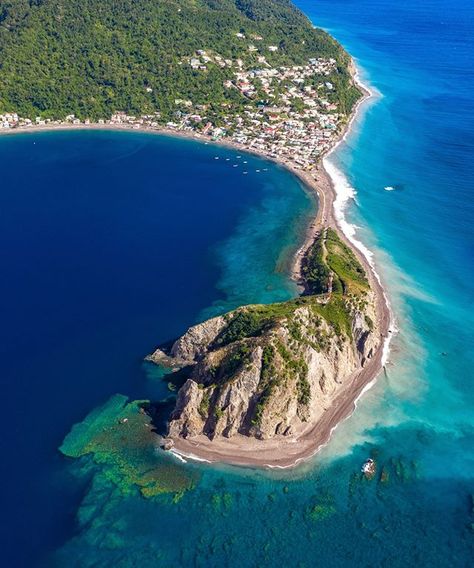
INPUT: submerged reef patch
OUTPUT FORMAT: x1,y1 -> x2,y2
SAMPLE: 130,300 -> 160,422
60,394 -> 197,497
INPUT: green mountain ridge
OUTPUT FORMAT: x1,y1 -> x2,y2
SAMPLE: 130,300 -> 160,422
0,0 -> 358,120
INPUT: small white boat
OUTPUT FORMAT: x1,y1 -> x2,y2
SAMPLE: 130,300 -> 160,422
384,186 -> 395,191
361,458 -> 376,477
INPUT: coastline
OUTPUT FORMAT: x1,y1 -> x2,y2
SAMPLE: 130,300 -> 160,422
167,60 -> 393,469
1,61 -> 393,469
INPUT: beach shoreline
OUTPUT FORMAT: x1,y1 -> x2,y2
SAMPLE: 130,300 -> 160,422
166,62 -> 393,469
1,60 -> 393,469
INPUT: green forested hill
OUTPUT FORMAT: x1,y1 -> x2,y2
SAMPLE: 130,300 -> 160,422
0,0 -> 357,120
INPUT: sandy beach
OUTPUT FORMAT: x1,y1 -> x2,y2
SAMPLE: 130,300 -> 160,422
167,166 -> 392,469
167,62 -> 392,468
1,61 -> 392,469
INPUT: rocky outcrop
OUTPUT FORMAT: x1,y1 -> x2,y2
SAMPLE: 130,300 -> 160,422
147,229 -> 381,444
146,315 -> 227,367
150,294 -> 379,442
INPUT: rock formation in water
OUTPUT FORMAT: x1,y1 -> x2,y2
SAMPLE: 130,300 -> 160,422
147,229 -> 380,442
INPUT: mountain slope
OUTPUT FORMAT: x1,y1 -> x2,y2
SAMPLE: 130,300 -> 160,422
0,0 -> 359,119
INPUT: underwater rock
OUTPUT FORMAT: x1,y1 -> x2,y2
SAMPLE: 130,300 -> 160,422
60,394 -> 197,497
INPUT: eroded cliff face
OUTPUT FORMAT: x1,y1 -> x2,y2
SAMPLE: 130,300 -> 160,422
149,295 -> 379,441
147,228 -> 381,443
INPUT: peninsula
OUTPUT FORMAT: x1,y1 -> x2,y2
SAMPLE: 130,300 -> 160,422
148,223 -> 389,467
0,0 -> 390,467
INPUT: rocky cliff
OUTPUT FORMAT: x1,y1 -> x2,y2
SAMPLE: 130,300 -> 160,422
147,228 -> 380,442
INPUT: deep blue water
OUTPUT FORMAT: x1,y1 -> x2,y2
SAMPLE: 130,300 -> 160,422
2,0 -> 474,565
0,130 -> 313,566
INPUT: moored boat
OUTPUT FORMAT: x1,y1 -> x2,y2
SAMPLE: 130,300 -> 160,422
362,458 -> 376,478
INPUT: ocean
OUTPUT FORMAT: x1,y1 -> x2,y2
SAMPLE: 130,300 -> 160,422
2,0 -> 474,565
0,130 -> 313,566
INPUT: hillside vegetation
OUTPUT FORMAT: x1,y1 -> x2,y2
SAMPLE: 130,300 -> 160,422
148,229 -> 377,441
0,0 -> 359,119
302,228 -> 369,296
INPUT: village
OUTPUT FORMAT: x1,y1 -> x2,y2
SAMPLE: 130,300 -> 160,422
0,51 -> 346,172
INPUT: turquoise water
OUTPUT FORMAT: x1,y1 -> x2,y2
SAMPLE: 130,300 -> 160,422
4,0 -> 474,564
296,0 -> 474,465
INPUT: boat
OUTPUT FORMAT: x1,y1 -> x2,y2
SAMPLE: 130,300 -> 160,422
361,458 -> 376,478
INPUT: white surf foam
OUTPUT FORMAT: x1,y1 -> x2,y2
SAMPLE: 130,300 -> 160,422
322,162 -> 397,370
323,61 -> 398,409
169,450 -> 188,463
169,448 -> 212,464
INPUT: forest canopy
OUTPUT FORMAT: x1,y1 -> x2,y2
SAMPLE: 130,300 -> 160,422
0,0 -> 357,120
